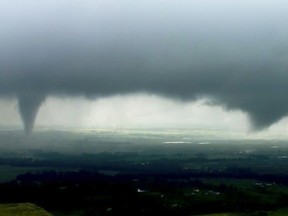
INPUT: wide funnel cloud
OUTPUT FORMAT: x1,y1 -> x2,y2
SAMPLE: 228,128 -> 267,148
1,0 -> 288,133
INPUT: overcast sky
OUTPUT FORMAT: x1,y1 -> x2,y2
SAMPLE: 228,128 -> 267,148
0,0 -> 288,134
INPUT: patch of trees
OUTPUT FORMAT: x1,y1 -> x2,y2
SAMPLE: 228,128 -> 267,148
0,170 -> 286,215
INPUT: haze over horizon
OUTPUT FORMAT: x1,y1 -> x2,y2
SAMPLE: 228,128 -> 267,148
1,0 -> 288,134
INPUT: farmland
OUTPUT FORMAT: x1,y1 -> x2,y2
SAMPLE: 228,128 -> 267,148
1,128 -> 288,215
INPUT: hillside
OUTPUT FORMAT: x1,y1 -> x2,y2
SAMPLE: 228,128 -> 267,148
0,203 -> 52,216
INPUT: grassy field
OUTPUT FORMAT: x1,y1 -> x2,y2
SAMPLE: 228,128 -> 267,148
197,208 -> 288,216
0,203 -> 52,216
270,208 -> 288,215
0,165 -> 78,183
0,166 -> 47,183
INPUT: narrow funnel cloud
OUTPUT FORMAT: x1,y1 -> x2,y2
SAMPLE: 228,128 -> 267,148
18,93 -> 45,135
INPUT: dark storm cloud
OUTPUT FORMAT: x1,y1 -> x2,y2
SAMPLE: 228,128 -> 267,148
1,0 -> 288,132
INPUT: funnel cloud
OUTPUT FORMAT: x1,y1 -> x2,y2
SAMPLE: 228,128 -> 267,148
18,93 -> 45,135
1,0 -> 288,133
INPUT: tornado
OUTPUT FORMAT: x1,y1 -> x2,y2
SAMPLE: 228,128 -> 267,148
17,93 -> 45,135
0,0 -> 288,133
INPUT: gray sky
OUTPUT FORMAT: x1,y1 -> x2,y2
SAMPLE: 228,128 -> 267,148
0,0 -> 288,133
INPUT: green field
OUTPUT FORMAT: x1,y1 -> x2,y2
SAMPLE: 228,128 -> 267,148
1,129 -> 288,215
0,203 -> 52,216
0,166 -> 47,183
197,208 -> 288,215
0,165 -> 62,183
